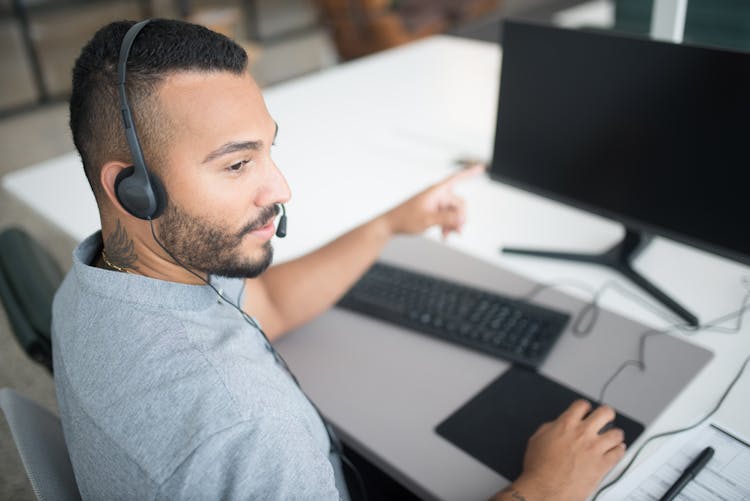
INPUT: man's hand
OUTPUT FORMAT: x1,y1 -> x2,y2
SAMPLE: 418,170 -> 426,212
494,400 -> 626,501
381,164 -> 485,239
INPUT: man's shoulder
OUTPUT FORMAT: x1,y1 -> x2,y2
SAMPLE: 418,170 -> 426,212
53,303 -> 276,486
54,290 -> 291,459
52,234 -> 312,489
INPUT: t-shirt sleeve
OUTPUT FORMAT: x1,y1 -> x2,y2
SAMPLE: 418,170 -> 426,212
155,415 -> 342,501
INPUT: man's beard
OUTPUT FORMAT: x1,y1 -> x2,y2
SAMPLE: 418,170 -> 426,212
156,202 -> 278,279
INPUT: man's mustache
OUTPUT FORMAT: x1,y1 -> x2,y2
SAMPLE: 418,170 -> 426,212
236,205 -> 280,238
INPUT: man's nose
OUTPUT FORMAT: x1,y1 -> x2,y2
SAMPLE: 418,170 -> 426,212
256,159 -> 291,207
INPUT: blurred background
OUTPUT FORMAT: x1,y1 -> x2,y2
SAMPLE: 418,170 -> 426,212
2,0 -> 748,498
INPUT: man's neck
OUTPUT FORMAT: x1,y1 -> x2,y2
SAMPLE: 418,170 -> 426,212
100,218 -> 206,285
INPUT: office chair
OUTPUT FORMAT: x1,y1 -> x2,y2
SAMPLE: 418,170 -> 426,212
0,227 -> 63,373
0,388 -> 82,501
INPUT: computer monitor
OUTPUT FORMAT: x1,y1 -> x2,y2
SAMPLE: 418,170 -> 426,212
490,20 -> 750,326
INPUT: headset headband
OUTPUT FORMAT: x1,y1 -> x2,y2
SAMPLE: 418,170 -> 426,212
117,20 -> 154,209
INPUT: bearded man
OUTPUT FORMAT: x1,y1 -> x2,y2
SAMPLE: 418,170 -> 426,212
53,18 -> 625,500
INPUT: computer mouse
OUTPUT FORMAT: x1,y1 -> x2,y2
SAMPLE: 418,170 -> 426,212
598,420 -> 615,435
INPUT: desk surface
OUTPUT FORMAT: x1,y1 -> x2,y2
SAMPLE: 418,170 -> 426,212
4,35 -> 750,500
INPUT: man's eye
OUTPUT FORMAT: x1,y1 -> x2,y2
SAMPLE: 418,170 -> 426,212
228,159 -> 249,172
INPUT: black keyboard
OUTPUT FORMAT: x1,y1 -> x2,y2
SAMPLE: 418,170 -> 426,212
337,262 -> 570,368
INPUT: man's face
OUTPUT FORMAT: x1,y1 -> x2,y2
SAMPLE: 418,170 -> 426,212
153,71 -> 290,278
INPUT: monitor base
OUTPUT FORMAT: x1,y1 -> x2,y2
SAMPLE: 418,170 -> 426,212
502,228 -> 699,327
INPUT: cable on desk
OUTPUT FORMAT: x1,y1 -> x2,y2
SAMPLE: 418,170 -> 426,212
590,355 -> 750,501
598,289 -> 750,403
691,277 -> 750,334
519,276 -> 750,402
518,279 -> 601,335
596,329 -> 665,403
522,274 -> 750,499
521,273 -> 750,337
519,279 -> 690,337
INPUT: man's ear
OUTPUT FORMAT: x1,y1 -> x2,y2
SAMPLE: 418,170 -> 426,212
100,161 -> 134,216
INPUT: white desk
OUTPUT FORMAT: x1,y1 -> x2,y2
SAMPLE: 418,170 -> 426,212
4,35 -> 750,500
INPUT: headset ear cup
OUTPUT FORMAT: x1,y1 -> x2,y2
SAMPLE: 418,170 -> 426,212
114,165 -> 166,220
148,171 -> 167,219
114,165 -> 138,216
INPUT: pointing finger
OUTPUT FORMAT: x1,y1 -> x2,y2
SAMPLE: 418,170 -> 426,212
440,164 -> 486,188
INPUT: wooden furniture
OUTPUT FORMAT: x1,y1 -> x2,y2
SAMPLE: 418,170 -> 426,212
315,0 -> 501,60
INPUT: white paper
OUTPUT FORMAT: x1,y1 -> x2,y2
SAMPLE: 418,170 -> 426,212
603,422 -> 750,500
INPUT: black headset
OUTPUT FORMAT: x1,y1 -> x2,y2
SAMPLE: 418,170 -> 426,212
115,19 -> 286,237
115,19 -> 165,220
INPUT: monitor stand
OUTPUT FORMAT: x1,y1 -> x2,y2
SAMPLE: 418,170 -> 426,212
502,227 -> 699,327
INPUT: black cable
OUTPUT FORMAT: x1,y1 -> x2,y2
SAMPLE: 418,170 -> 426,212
148,219 -> 368,500
597,329 -> 663,403
236,280 -> 246,309
591,355 -> 750,501
518,279 -> 601,336
523,274 -> 750,499
693,284 -> 750,334
519,279 -> 690,337
519,273 -> 750,498
523,275 -> 750,339
519,275 -> 750,402
340,453 -> 369,501
597,284 -> 750,403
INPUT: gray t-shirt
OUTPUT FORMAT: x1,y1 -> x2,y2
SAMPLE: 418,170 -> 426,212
52,232 -> 348,500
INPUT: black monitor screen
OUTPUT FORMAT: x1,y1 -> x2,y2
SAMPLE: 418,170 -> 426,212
491,21 -> 750,265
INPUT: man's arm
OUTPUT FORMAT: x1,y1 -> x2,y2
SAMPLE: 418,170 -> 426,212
244,165 -> 484,340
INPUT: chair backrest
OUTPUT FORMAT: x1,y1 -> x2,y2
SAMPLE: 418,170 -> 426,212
0,227 -> 63,373
0,388 -> 81,501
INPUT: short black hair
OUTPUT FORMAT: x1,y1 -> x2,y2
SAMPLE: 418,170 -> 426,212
69,19 -> 248,201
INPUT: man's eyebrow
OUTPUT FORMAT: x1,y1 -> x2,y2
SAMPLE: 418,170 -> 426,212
202,123 -> 278,164
202,141 -> 262,164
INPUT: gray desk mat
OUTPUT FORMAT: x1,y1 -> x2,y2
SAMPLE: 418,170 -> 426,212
377,236 -> 713,425
275,236 -> 713,496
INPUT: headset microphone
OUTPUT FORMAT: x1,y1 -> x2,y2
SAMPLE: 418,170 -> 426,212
276,204 -> 287,238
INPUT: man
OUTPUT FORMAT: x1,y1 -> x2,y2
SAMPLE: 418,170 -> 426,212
54,19 -> 625,500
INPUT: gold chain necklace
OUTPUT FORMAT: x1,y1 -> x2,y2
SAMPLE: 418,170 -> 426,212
101,250 -> 133,274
